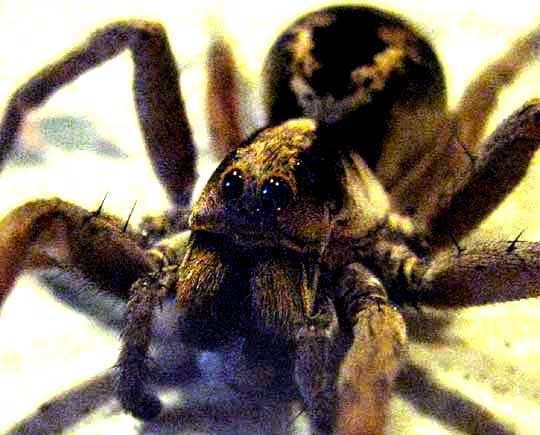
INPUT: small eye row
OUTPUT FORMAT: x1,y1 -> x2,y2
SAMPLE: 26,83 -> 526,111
221,168 -> 293,212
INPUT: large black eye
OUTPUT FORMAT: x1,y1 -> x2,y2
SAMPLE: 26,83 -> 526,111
221,168 -> 244,200
261,177 -> 293,212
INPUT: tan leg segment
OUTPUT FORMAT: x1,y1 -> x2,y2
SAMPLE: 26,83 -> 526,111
431,100 -> 540,249
418,240 -> 540,308
335,263 -> 407,435
426,26 -> 540,244
206,38 -> 244,160
0,20 -> 195,206
455,26 -> 540,150
392,26 -> 540,239
0,198 -> 153,308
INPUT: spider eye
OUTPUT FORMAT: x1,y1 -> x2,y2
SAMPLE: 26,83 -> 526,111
222,168 -> 244,200
261,177 -> 293,212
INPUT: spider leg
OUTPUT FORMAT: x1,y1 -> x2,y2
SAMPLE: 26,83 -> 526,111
206,37 -> 245,160
295,263 -> 406,434
117,230 -> 248,420
455,26 -> 540,151
116,270 -> 173,420
415,240 -> 540,308
393,98 -> 540,248
293,300 -> 342,434
430,100 -> 540,248
334,263 -> 407,435
390,26 -> 540,239
0,20 -> 195,207
0,198 -> 155,308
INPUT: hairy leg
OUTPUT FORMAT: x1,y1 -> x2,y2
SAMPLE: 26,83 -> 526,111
0,197 -> 154,307
116,269 -> 176,420
392,100 -> 540,248
0,20 -> 195,207
455,26 -> 540,150
294,262 -> 407,434
294,301 -> 341,434
335,263 -> 407,435
206,37 -> 245,160
430,100 -> 540,248
416,240 -> 540,308
116,230 -> 247,420
389,26 -> 540,239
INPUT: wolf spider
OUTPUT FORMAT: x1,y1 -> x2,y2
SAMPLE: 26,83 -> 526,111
1,4 -> 540,434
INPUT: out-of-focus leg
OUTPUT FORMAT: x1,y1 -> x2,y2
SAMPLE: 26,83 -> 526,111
455,26 -> 540,150
430,100 -> 540,249
206,38 -> 244,160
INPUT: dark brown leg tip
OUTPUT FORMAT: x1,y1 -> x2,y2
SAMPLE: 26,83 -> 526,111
119,391 -> 162,421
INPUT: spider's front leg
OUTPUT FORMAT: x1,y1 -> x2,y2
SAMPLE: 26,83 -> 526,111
0,197 -> 155,306
0,197 -> 198,422
117,230 -> 245,420
333,263 -> 406,435
292,262 -> 406,435
116,266 -> 178,420
294,300 -> 342,434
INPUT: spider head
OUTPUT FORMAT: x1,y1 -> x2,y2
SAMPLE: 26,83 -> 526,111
190,119 -> 341,252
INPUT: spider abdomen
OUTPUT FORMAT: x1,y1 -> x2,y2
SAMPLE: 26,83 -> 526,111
263,5 -> 447,182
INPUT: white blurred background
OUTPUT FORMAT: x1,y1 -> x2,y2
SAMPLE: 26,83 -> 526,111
0,0 -> 540,433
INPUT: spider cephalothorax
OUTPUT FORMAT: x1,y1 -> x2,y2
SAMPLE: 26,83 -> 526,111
1,4 -> 540,434
191,119 -> 337,249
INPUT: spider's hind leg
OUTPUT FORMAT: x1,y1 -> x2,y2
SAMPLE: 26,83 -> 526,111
421,27 -> 540,247
431,100 -> 540,248
455,25 -> 540,152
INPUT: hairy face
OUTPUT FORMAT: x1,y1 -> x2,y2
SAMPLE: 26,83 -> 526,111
189,119 -> 338,253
